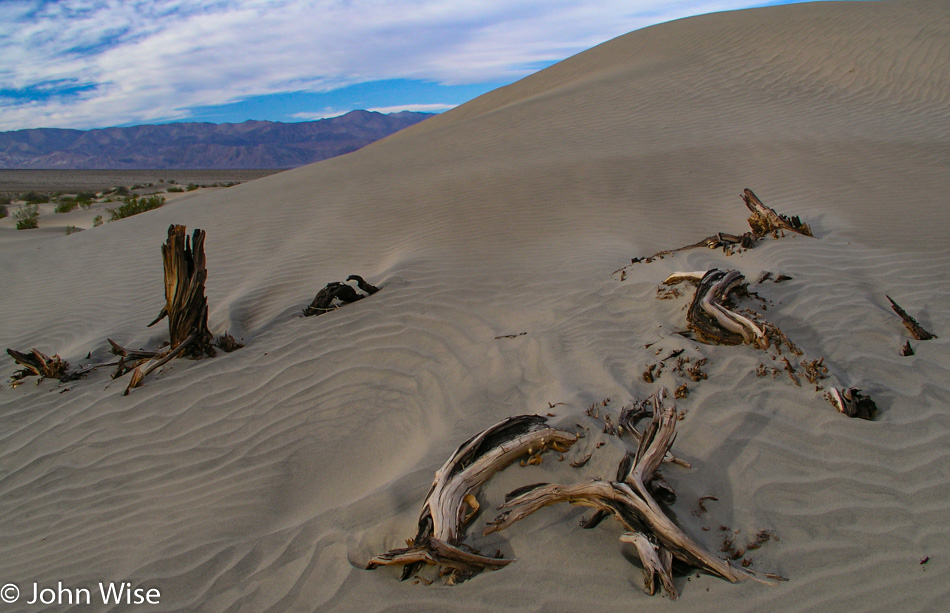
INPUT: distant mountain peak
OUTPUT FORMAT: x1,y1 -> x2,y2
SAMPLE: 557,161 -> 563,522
0,111 -> 431,169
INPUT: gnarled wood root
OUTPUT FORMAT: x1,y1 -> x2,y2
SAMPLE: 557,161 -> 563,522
368,414 -> 577,582
664,269 -> 767,347
6,348 -> 71,382
304,275 -> 380,316
486,390 -> 771,598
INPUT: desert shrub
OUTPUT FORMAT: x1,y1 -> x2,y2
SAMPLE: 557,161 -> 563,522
65,225 -> 83,235
166,186 -> 184,193
21,191 -> 50,204
186,184 -> 199,191
106,186 -> 130,197
0,205 -> 7,219
0,194 -> 11,205
55,197 -> 79,213
107,194 -> 165,221
14,203 -> 40,229
93,215 -> 103,227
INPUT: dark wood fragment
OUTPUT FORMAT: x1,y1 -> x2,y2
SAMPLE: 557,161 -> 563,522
886,295 -> 936,340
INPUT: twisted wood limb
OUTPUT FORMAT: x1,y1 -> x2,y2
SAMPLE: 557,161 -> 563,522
368,415 -> 578,581
665,269 -> 766,346
486,390 -> 769,595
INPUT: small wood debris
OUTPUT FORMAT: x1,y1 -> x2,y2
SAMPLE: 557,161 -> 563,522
674,383 -> 689,399
900,340 -> 914,356
495,332 -> 527,340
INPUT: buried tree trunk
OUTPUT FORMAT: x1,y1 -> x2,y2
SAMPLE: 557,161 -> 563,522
664,269 -> 767,347
485,389 -> 773,598
367,415 -> 578,583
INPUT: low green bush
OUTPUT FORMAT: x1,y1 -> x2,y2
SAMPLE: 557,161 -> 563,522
0,194 -> 11,205
93,215 -> 103,227
106,195 -> 165,221
14,203 -> 40,229
166,186 -> 184,193
55,198 -> 79,213
21,191 -> 50,204
186,184 -> 199,191
0,205 -> 7,219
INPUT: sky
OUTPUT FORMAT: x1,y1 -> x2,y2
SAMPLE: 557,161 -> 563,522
0,0 -> 844,131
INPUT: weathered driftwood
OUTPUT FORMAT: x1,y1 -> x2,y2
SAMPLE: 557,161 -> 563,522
886,295 -> 936,340
664,269 -> 766,347
613,189 -> 813,277
368,415 -> 577,583
742,189 -> 812,238
6,348 -> 70,381
900,340 -> 914,356
826,387 -> 877,420
486,390 -> 768,598
629,232 -> 757,266
304,275 -> 380,317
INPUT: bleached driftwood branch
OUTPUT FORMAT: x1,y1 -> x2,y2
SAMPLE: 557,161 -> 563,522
368,414 -> 578,582
664,269 -> 766,347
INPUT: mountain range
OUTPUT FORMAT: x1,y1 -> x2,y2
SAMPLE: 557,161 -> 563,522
0,110 -> 430,169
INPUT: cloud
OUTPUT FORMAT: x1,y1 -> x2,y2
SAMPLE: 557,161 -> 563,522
0,0 -> 805,130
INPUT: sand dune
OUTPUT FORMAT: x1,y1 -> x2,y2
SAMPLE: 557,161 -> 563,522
1,0 -> 948,610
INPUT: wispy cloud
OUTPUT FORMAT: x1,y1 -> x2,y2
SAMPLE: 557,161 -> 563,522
0,0 -> 807,130
368,104 -> 457,114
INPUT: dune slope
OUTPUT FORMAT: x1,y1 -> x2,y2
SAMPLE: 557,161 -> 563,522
1,0 -> 948,611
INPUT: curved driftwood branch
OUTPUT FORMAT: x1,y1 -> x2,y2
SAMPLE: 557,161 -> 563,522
665,269 -> 766,346
368,414 -> 578,582
486,390 -> 770,596
742,189 -> 812,237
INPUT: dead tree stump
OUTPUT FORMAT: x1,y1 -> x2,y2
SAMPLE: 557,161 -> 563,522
149,224 -> 215,356
118,224 -> 217,394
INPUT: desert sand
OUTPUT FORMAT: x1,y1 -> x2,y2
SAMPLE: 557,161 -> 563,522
1,0 -> 948,610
